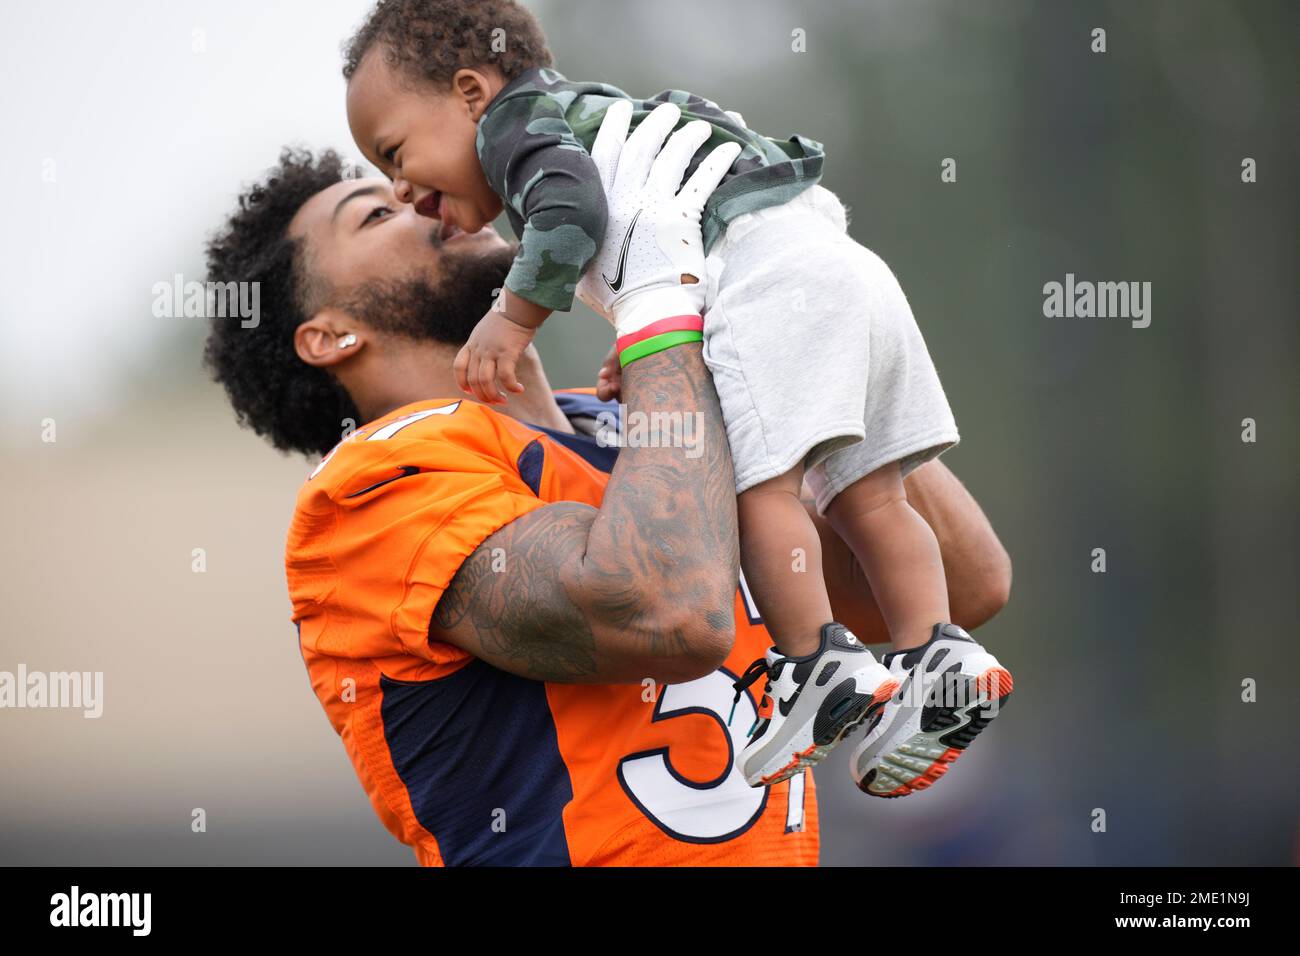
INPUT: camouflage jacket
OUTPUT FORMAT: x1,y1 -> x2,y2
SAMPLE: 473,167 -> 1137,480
477,67 -> 825,312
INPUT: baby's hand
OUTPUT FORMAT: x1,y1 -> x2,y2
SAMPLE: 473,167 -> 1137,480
595,344 -> 622,402
454,289 -> 551,404
454,309 -> 537,404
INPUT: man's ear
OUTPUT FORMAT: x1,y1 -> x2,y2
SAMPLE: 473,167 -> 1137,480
294,310 -> 364,368
451,68 -> 498,122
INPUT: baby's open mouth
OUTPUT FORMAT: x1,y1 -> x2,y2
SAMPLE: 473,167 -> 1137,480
414,190 -> 463,241
414,190 -> 442,221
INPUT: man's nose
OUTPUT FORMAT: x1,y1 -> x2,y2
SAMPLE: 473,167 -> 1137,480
392,177 -> 413,204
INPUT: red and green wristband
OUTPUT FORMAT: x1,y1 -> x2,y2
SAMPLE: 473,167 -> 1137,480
615,315 -> 704,367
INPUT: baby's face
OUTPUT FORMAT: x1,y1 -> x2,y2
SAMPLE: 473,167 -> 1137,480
347,51 -> 505,237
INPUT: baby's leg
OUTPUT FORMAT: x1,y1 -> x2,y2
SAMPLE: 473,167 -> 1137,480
737,464 -> 832,658
825,460 -> 949,652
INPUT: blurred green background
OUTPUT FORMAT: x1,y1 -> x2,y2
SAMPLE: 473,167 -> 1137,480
1,0 -> 1296,865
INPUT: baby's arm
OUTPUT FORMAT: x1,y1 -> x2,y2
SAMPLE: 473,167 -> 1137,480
456,90 -> 611,402
478,89 -> 609,312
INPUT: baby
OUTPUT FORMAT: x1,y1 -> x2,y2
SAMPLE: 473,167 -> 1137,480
343,0 -> 1012,797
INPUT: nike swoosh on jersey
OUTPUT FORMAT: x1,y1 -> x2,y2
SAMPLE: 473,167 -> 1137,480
344,465 -> 421,498
601,208 -> 643,293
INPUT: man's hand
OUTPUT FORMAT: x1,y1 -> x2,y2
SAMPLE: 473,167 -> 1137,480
576,100 -> 741,337
595,343 -> 622,402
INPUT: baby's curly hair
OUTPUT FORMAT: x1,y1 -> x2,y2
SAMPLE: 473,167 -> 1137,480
342,0 -> 553,89
203,147 -> 362,458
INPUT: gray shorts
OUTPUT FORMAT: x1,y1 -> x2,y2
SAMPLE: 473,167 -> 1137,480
701,185 -> 959,515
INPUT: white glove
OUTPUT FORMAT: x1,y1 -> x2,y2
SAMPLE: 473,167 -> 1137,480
576,100 -> 742,339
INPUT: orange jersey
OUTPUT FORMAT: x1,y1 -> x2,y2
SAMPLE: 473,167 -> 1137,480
286,390 -> 818,866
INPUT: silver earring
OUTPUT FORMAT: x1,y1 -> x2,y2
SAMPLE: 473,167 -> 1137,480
338,334 -> 358,349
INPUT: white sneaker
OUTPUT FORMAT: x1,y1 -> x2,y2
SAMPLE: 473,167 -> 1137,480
734,623 -> 900,787
852,623 -> 1013,798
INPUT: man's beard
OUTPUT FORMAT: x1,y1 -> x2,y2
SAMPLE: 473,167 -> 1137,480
337,240 -> 518,346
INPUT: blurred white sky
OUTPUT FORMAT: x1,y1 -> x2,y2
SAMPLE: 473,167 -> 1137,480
0,0 -> 1272,449
0,0 -> 969,449
0,0 -> 440,441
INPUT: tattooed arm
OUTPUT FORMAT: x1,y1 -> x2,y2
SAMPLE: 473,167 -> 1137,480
811,460 -> 1012,643
430,103 -> 744,684
431,343 -> 738,684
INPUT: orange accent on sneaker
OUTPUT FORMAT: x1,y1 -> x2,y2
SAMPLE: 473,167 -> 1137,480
760,744 -> 818,785
757,695 -> 774,720
874,667 -> 1014,798
871,679 -> 901,708
977,667 -> 1014,700
876,748 -> 962,797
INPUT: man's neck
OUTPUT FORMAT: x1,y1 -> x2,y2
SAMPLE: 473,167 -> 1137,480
347,341 -> 575,434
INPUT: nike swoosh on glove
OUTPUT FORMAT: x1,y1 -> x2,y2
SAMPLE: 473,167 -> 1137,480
575,100 -> 742,339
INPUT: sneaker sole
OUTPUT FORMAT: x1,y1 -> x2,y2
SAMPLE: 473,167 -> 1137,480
858,666 -> 1013,798
756,676 -> 901,787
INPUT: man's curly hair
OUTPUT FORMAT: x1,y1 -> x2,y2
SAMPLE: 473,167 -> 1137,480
203,147 -> 361,458
342,0 -> 553,89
